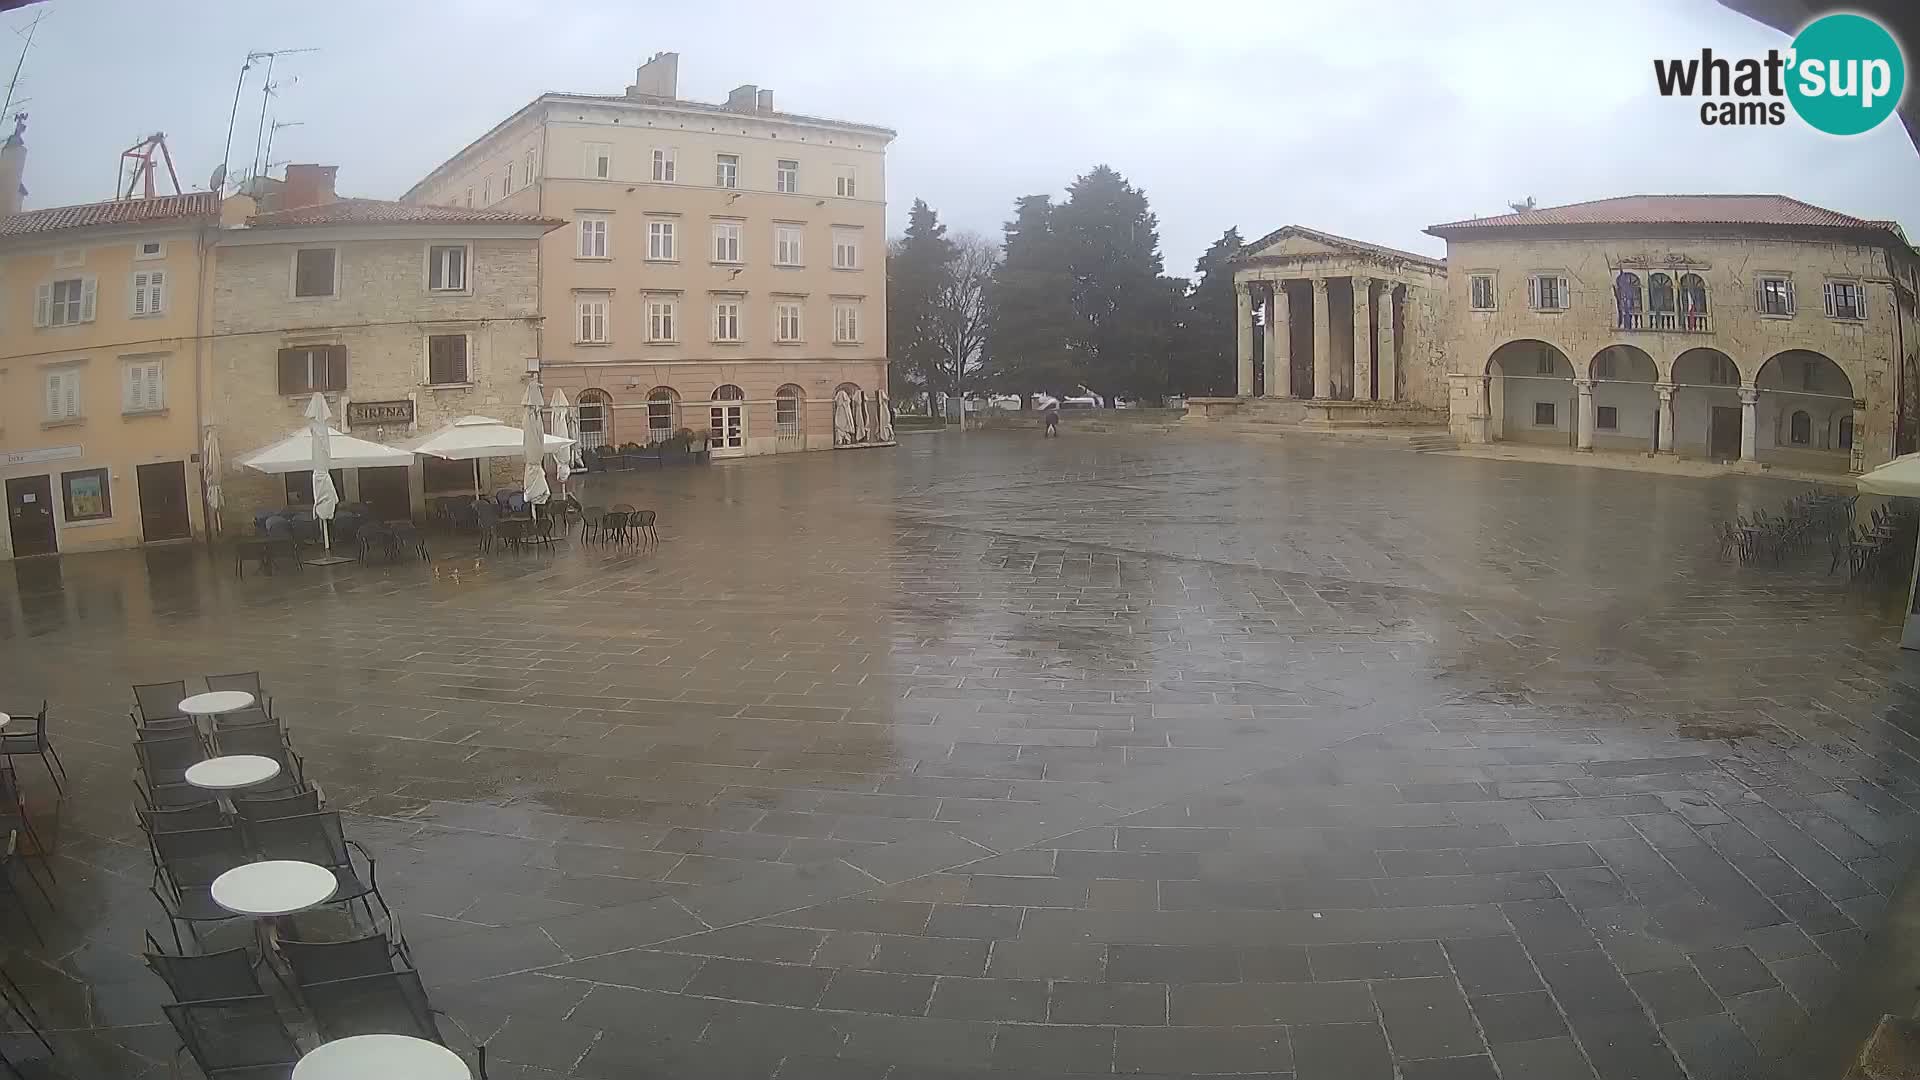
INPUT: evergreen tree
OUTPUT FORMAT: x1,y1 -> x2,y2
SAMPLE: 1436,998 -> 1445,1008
1171,227 -> 1244,396
887,199 -> 957,406
1056,165 -> 1170,398
984,194 -> 1078,397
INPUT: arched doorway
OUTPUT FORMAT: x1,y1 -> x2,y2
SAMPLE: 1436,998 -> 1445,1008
776,384 -> 806,452
1756,350 -> 1855,471
576,389 -> 612,450
1589,345 -> 1659,451
1486,340 -> 1575,446
645,387 -> 679,445
709,384 -> 747,457
1670,348 -> 1744,460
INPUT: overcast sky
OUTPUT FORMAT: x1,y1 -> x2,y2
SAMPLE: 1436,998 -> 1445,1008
10,0 -> 1920,273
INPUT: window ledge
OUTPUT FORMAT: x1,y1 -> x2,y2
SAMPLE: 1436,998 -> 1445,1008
711,261 -> 744,268
711,340 -> 744,346
423,382 -> 475,391
575,341 -> 612,347
130,311 -> 167,319
40,417 -> 84,430
774,340 -> 806,347
831,266 -> 862,272
644,258 -> 681,265
574,257 -> 612,263
290,294 -> 337,301
645,340 -> 681,346
122,408 -> 170,419
833,340 -> 863,347
773,264 -> 805,270
1469,307 -> 1497,314
61,517 -> 116,529
1530,309 -> 1567,315
1758,312 -> 1796,320
426,289 -> 474,298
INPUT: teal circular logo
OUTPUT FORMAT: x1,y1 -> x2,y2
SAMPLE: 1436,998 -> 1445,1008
1787,13 -> 1906,135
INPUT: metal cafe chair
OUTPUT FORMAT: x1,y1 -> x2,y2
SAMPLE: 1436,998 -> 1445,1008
204,673 -> 273,718
161,996 -> 300,1080
232,788 -> 322,823
132,681 -> 189,724
0,702 -> 65,797
300,968 -> 490,1075
149,824 -> 248,952
143,932 -> 268,1004
243,812 -> 391,929
280,929 -> 412,989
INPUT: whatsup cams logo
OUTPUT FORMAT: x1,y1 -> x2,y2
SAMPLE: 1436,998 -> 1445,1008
1653,11 -> 1906,134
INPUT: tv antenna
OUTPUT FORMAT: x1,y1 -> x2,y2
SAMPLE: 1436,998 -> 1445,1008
1,8 -> 46,120
262,118 -> 302,176
219,47 -> 316,194
118,133 -> 180,199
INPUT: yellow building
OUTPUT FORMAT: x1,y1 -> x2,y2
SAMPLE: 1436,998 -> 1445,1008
403,52 -> 896,457
0,176 -> 219,560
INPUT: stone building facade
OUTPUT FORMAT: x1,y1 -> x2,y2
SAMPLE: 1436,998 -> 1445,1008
208,166 -> 560,524
402,53 -> 896,458
1230,227 -> 1449,423
1427,196 -> 1920,473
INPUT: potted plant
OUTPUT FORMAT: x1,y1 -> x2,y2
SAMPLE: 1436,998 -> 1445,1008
680,427 -> 709,463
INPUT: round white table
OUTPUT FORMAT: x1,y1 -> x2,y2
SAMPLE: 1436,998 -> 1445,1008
0,714 -> 10,731
177,690 -> 255,718
211,860 -> 337,917
293,1034 -> 470,1080
184,755 -> 281,792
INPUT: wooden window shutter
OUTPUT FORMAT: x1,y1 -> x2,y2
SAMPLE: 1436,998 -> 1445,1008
80,277 -> 97,322
277,348 -> 303,394
1527,276 -> 1540,309
132,273 -> 148,316
328,345 -> 348,390
33,283 -> 49,326
1785,279 -> 1796,314
61,371 -> 78,417
1558,276 -> 1571,309
122,363 -> 140,409
1824,282 -> 1836,317
45,372 -> 62,418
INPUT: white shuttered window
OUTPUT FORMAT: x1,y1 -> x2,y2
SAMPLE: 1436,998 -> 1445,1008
123,359 -> 164,413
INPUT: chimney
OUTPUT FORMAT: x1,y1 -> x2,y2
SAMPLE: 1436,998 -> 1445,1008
726,84 -> 758,111
756,88 -> 774,112
0,114 -> 27,217
626,51 -> 679,99
281,164 -> 337,210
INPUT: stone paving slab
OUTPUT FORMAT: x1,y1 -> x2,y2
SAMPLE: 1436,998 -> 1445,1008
0,431 -> 1915,1078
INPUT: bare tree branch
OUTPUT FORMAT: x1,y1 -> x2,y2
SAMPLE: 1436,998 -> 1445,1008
933,230 -> 998,396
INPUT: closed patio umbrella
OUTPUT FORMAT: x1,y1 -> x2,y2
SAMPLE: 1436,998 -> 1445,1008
201,426 -> 223,538
1856,452 -> 1920,649
522,378 -> 551,516
550,388 -> 578,496
305,394 -> 352,565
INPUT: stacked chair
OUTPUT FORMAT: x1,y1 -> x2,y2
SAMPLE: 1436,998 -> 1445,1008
130,672 -> 489,1079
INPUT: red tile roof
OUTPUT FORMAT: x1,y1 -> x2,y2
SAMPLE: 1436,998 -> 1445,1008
1427,195 -> 1895,236
0,192 -> 219,238
248,198 -> 563,229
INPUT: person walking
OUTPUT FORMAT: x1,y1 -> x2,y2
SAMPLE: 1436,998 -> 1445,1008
1040,395 -> 1061,438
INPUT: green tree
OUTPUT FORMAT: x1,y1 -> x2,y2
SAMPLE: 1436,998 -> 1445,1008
984,194 -> 1078,398
1171,227 -> 1243,396
886,199 -> 957,407
1056,165 -> 1171,399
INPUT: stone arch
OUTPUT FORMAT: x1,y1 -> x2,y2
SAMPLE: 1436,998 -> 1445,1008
1668,348 -> 1744,460
575,388 -> 612,449
1755,350 -> 1856,467
776,383 -> 806,448
645,386 -> 679,442
1485,339 -> 1575,445
1587,345 -> 1659,450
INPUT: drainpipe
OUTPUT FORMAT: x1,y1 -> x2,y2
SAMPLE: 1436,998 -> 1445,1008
194,221 -> 211,547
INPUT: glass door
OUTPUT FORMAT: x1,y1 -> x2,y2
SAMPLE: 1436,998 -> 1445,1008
709,404 -> 746,457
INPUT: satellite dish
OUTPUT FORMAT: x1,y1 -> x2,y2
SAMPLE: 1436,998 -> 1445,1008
208,163 -> 227,192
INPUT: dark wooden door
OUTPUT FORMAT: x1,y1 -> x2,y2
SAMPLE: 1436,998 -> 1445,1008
358,466 -> 412,522
136,461 -> 191,542
5,475 -> 56,557
1709,406 -> 1743,459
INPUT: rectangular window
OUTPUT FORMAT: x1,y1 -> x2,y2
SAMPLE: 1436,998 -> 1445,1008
130,269 -> 167,316
427,334 -> 469,385
652,147 -> 676,182
775,302 -> 803,342
136,240 -> 165,260
524,148 -> 536,184
1533,401 -> 1556,427
61,468 -> 111,522
35,277 -> 95,326
647,298 -> 677,342
585,141 -> 612,179
122,358 -> 164,413
776,159 -> 798,193
427,244 -> 468,292
715,154 -> 739,189
504,163 -> 515,194
1596,405 -> 1618,431
575,295 -> 610,343
1469,273 -> 1496,311
835,165 -> 856,198
277,345 -> 347,395
712,222 -> 742,263
578,216 -> 609,258
647,220 -> 676,261
775,226 -> 803,266
1826,280 -> 1866,321
464,187 -> 474,207
293,249 -> 336,298
777,394 -> 799,434
647,397 -> 673,441
834,302 -> 860,343
713,301 -> 741,341
44,367 -> 81,421
1529,274 -> 1568,311
1758,275 -> 1795,316
482,178 -> 492,204
832,231 -> 860,270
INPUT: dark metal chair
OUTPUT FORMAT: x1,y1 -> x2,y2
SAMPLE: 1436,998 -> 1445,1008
391,520 -> 430,560
0,959 -> 51,1064
204,673 -> 272,717
601,510 -> 629,545
232,788 -> 321,823
580,505 -> 607,543
143,932 -> 266,1003
243,812 -> 389,927
213,707 -> 278,735
162,996 -> 300,1080
0,833 -> 46,947
138,801 -> 227,853
280,929 -> 411,988
140,778 -> 218,810
212,725 -> 305,790
630,509 -> 658,545
133,681 -> 189,724
135,731 -> 206,788
0,702 -> 64,797
302,969 -> 442,1043
0,769 -> 52,884
150,824 -> 248,952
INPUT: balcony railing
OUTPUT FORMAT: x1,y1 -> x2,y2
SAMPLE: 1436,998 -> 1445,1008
1616,310 -> 1711,333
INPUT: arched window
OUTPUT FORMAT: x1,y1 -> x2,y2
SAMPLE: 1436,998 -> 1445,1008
776,384 -> 804,440
1790,410 -> 1812,446
713,384 -> 745,401
646,387 -> 678,443
835,382 -> 862,398
1840,414 -> 1855,450
1613,272 -> 1642,330
576,389 -> 611,449
1648,273 -> 1676,329
1679,273 -> 1709,330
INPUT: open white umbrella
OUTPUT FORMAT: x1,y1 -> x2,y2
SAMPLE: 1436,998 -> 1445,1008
522,378 -> 551,514
242,412 -> 411,565
409,415 -> 573,498
550,388 -> 577,495
1857,453 -> 1920,649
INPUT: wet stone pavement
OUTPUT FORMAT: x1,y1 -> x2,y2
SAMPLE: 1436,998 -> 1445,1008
1,429 -> 1919,1079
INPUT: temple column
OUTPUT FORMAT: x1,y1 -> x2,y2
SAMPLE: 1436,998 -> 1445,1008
1655,382 -> 1676,454
1266,284 -> 1290,398
1376,283 -> 1397,402
1575,379 -> 1595,451
1739,387 -> 1758,461
1236,283 -> 1254,397
1312,279 -> 1332,400
1353,278 -> 1375,401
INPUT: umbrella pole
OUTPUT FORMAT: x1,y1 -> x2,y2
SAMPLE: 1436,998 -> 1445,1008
1904,529 -> 1920,651
322,517 -> 332,553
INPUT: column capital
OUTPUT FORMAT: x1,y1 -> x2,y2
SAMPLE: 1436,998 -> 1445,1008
1312,277 -> 1330,293
1574,379 -> 1594,393
1654,382 -> 1675,400
1738,387 -> 1759,405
